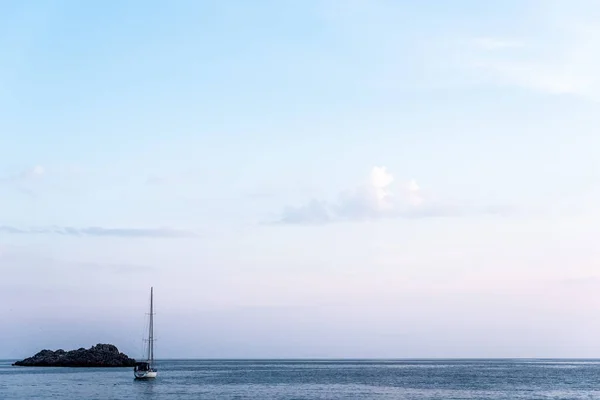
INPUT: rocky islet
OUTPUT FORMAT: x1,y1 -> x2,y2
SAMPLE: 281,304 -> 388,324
12,343 -> 137,367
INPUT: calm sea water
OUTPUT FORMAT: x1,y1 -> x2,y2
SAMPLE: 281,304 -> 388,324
2,359 -> 600,399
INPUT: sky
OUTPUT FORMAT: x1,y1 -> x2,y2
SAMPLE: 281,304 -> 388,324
2,0 -> 600,359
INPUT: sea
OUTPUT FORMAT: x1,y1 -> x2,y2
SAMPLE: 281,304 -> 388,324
1,359 -> 600,399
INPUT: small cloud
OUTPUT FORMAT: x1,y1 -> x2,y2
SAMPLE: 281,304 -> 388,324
327,166 -> 402,221
0,225 -> 197,238
369,166 -> 394,209
277,167 -> 514,225
75,261 -> 157,273
21,165 -> 45,180
0,226 -> 28,234
145,170 -> 198,186
472,60 -> 585,95
557,276 -> 600,287
406,179 -> 423,206
281,200 -> 332,224
0,165 -> 47,197
146,175 -> 169,185
0,165 -> 46,183
76,226 -> 196,238
279,166 -> 414,224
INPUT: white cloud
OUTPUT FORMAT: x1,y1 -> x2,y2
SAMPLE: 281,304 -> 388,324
0,165 -> 45,183
369,166 -> 394,210
0,165 -> 46,197
406,179 -> 423,206
278,167 -> 516,225
21,165 -> 45,179
281,166 -> 412,224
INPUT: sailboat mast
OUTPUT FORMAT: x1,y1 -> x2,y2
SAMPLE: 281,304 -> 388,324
147,287 -> 154,363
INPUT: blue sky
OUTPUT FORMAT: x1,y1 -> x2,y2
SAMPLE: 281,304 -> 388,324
2,0 -> 600,358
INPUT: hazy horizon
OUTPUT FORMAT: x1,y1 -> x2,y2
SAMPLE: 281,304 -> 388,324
7,357 -> 600,360
3,0 -> 600,360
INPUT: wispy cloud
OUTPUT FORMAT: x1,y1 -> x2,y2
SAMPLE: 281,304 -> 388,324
146,175 -> 170,185
20,165 -> 45,180
277,167 -> 513,225
471,37 -> 525,50
328,0 -> 600,99
0,165 -> 46,197
468,3 -> 600,99
0,225 -> 197,238
75,261 -> 158,273
0,165 -> 45,182
145,170 -> 198,186
556,276 -> 600,287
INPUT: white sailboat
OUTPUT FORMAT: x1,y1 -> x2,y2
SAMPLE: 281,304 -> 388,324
134,287 -> 157,379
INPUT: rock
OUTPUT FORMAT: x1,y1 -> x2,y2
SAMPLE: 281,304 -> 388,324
12,343 -> 137,367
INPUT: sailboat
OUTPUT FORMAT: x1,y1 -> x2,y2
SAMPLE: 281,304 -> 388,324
134,287 -> 158,379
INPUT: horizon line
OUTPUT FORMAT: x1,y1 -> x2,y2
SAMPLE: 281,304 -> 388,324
4,357 -> 600,362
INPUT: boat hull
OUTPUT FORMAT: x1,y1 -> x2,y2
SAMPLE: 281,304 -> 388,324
134,370 -> 157,379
